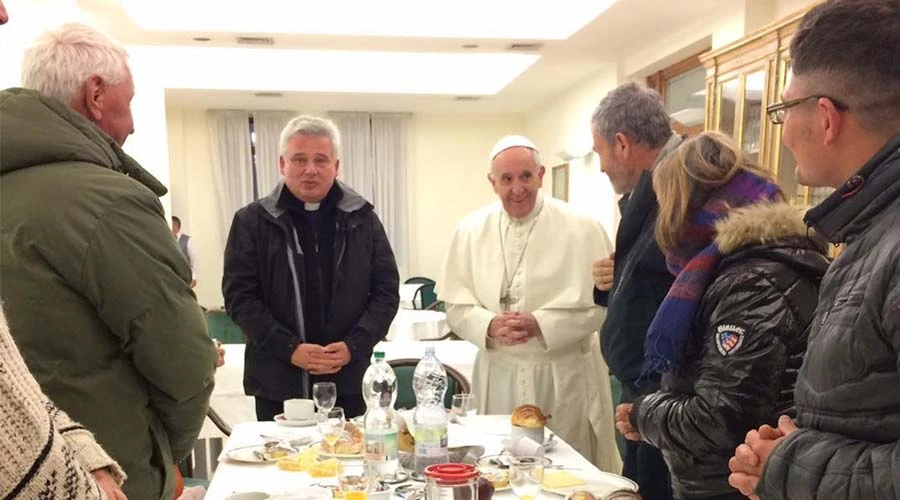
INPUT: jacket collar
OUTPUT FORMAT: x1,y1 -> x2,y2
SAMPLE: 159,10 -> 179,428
260,179 -> 371,218
805,133 -> 900,244
0,88 -> 167,197
715,202 -> 812,254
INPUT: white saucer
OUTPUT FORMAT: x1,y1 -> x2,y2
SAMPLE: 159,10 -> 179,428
274,414 -> 317,427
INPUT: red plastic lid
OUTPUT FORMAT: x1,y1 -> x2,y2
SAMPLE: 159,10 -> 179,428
424,464 -> 479,484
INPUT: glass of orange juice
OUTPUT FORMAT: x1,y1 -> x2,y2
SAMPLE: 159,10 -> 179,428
339,463 -> 372,500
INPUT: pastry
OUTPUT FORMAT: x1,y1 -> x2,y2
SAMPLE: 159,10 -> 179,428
566,492 -> 597,500
511,404 -> 550,428
398,414 -> 415,453
334,422 -> 364,455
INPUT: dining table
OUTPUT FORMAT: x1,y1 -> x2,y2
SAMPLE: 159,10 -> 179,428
205,415 -> 637,499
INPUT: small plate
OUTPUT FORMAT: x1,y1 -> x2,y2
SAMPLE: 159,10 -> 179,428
226,445 -> 300,463
275,414 -> 317,427
313,442 -> 364,459
541,471 -> 638,498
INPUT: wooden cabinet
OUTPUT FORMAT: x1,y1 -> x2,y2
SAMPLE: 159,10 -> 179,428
701,2 -> 832,207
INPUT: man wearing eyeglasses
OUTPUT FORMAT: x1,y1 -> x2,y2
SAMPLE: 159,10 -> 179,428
727,1 -> 900,499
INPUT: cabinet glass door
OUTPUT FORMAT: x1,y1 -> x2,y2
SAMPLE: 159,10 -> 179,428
741,71 -> 766,163
717,78 -> 740,137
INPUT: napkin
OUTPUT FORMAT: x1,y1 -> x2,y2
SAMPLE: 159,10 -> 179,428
503,435 -> 546,457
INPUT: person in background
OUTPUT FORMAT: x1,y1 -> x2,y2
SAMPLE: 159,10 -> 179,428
0,23 -> 217,500
171,216 -> 198,288
615,132 -> 828,500
439,134 -> 621,471
728,1 -> 900,498
223,114 -> 399,420
590,82 -> 681,500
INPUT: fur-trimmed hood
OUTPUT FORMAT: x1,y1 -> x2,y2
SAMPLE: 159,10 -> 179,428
715,202 -> 813,254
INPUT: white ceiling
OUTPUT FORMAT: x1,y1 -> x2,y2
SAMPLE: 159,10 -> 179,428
75,0 -> 738,113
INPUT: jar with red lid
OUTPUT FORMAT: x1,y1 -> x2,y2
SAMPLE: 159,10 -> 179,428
424,463 -> 487,500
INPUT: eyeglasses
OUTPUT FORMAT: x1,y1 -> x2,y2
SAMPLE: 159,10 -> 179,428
766,95 -> 849,124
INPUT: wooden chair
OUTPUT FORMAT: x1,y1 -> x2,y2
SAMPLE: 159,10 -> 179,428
388,358 -> 471,410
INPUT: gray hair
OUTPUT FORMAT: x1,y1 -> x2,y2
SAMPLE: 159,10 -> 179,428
21,23 -> 130,106
279,115 -> 342,159
591,82 -> 672,149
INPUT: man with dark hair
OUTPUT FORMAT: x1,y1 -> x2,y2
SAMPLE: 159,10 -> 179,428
728,1 -> 900,499
591,82 -> 682,500
171,215 -> 197,288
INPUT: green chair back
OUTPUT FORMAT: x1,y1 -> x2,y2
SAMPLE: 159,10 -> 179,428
206,309 -> 245,344
389,358 -> 471,410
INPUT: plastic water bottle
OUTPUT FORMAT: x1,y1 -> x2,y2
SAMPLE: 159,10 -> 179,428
362,352 -> 400,480
413,347 -> 449,473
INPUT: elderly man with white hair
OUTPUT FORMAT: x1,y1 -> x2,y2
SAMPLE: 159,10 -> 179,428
439,135 -> 622,471
223,114 -> 400,422
0,23 -> 217,500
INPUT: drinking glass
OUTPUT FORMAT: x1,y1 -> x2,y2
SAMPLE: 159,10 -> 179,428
312,382 -> 337,413
319,407 -> 345,455
451,393 -> 477,425
509,456 -> 545,500
339,462 -> 373,500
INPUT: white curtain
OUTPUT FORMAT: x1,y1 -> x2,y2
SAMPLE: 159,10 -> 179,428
371,113 -> 410,273
252,110 -> 296,198
207,110 -> 254,246
329,112 -> 375,202
328,111 -> 409,272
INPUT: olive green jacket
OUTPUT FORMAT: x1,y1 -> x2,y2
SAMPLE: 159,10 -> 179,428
0,88 -> 216,500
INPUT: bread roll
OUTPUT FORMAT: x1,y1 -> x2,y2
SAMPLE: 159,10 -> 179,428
511,404 -> 550,428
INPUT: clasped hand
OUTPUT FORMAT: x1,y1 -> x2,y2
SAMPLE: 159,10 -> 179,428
728,415 -> 799,499
291,341 -> 351,375
488,311 -> 541,346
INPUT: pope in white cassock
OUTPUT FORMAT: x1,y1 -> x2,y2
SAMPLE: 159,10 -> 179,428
438,135 -> 622,471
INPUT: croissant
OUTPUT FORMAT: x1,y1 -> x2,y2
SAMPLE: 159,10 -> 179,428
511,404 -> 550,429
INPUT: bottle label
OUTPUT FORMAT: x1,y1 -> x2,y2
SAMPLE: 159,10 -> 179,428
414,426 -> 448,458
365,431 -> 399,461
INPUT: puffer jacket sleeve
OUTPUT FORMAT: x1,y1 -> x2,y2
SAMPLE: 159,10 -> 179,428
632,268 -> 794,458
222,208 -> 298,363
342,214 -> 400,361
756,270 -> 900,500
80,191 -> 216,462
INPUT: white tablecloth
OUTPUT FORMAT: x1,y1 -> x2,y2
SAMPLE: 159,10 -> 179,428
386,309 -> 449,341
201,341 -> 479,439
205,415 -> 633,499
398,284 -> 424,310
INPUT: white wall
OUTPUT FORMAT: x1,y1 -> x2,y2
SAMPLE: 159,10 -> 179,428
406,113 -> 526,280
525,66 -> 621,241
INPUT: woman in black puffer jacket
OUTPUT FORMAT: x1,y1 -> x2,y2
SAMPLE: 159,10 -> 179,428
614,132 -> 830,500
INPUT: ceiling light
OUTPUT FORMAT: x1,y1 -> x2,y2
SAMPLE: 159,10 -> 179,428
119,0 -> 617,40
129,46 -> 540,95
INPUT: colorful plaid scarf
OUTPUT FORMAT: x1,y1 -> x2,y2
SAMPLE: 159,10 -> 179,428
641,170 -> 782,380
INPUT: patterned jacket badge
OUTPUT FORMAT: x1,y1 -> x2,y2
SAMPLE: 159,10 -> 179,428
716,324 -> 746,356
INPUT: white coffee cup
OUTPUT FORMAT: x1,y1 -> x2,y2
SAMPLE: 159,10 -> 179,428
510,424 -> 545,446
284,399 -> 315,421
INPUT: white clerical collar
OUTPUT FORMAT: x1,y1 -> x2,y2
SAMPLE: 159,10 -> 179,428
502,191 -> 544,225
305,202 -> 321,212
